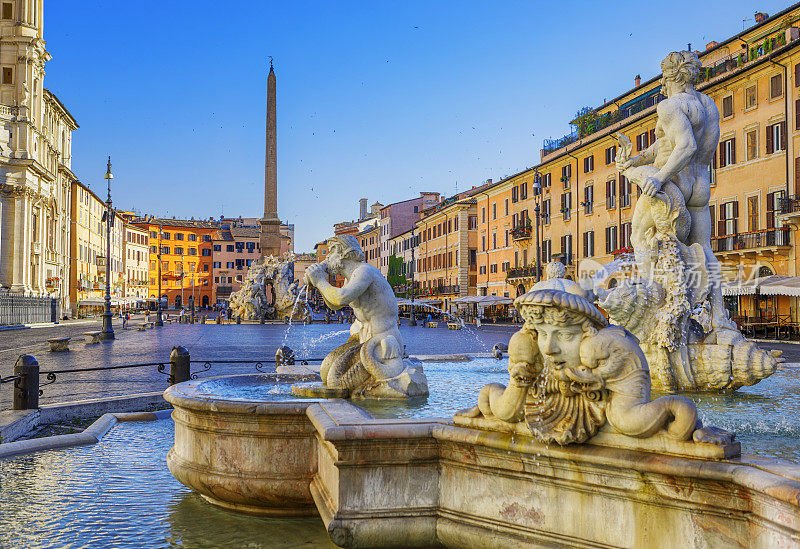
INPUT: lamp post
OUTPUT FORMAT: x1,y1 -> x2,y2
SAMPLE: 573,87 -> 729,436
100,157 -> 115,340
409,228 -> 417,326
180,252 -> 185,314
155,223 -> 164,326
532,170 -> 543,282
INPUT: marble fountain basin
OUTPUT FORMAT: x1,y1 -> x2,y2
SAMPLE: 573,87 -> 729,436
164,370 -> 800,548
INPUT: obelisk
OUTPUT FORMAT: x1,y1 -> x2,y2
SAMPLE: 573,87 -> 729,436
260,59 -> 282,258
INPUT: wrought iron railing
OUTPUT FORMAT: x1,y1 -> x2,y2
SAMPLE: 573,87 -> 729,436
0,294 -> 58,326
511,225 -> 533,240
711,228 -> 790,252
507,266 -> 539,280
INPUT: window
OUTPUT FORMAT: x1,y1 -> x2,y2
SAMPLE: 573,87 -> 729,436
584,185 -> 594,214
1,67 -> 11,85
767,191 -> 784,229
175,233 -> 184,241
542,173 -> 551,187
748,196 -> 759,231
770,73 -> 783,99
213,262 -> 221,268
766,121 -> 787,153
162,232 -> 171,240
583,155 -> 594,173
745,85 -> 757,110
542,199 -> 550,224
468,215 -> 477,229
226,245 -> 234,252
722,95 -> 733,118
150,231 -> 158,239
560,234 -> 573,264
226,262 -> 235,269
606,179 -> 616,209
583,231 -> 595,257
518,182 -> 527,200
481,235 -> 486,251
504,199 -> 509,216
605,226 -> 618,254
203,235 -> 212,242
189,248 -> 197,256
492,232 -> 497,249
511,186 -> 518,203
542,239 -> 551,263
561,164 -> 572,187
620,175 -> 631,208
213,244 -> 221,251
621,223 -> 632,248
605,146 -> 617,165
161,246 -> 170,254
188,234 -> 197,241
492,202 -> 497,220
560,192 -> 571,220
746,129 -> 758,161
719,137 -> 736,166
505,230 -> 509,247
481,208 -> 485,223
214,277 -> 219,283
150,245 -> 157,253
174,247 -> 184,255
2,3 -> 12,19
718,201 -> 739,236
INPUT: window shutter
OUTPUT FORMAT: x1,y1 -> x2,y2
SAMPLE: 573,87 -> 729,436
767,193 -> 775,229
766,124 -> 774,154
781,121 -> 787,150
649,128 -> 656,145
796,99 -> 800,130
733,200 -> 739,221
710,205 -> 716,237
796,63 -> 800,86
719,143 -> 727,167
731,138 -> 736,164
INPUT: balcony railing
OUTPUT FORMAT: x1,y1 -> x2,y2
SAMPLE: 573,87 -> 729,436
778,195 -> 800,215
511,225 -> 533,241
429,285 -> 460,296
507,266 -> 540,280
711,228 -> 790,252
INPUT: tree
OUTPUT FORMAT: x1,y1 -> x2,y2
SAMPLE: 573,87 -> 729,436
387,254 -> 408,294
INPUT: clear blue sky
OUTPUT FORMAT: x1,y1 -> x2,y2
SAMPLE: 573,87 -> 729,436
44,1 -> 789,251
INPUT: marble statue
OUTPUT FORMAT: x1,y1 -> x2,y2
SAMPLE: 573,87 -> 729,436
228,254 -> 310,322
596,50 -> 781,391
301,235 -> 428,398
456,289 -> 734,449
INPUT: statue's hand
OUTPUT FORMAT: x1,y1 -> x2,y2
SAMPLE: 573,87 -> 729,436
615,156 -> 633,172
304,264 -> 325,287
641,176 -> 662,197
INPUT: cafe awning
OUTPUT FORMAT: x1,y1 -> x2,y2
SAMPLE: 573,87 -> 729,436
722,275 -> 800,296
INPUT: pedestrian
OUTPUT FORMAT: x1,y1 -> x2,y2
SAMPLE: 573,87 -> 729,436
123,312 -> 129,330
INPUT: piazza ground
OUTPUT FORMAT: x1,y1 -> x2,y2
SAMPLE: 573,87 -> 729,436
0,318 -> 518,408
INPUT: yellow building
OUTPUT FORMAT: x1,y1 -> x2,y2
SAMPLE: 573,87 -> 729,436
464,4 -> 800,323
69,180 -> 125,316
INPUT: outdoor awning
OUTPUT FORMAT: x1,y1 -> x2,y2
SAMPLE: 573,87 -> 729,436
79,298 -> 105,306
451,295 -> 513,305
722,275 -> 800,296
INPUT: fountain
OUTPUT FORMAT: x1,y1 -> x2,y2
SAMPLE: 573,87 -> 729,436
228,254 -> 311,322
163,50 -> 800,547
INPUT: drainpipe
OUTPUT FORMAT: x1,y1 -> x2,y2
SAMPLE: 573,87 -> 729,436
477,190 -> 491,296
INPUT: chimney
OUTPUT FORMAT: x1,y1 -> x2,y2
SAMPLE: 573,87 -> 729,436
634,74 -> 641,87
359,198 -> 368,220
705,41 -> 719,50
487,178 -> 492,184
755,12 -> 768,24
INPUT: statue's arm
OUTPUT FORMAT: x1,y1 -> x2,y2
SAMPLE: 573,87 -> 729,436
653,101 -> 697,184
315,267 -> 371,309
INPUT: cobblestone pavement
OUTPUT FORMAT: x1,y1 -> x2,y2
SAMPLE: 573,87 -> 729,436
0,319 -> 517,407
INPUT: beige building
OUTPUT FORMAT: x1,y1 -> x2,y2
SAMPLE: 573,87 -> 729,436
123,223 -> 149,301
0,1 -> 78,315
211,225 -> 259,305
69,181 -> 125,315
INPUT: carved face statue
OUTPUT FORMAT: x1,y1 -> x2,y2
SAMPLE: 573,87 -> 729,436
325,244 -> 345,275
533,322 -> 583,379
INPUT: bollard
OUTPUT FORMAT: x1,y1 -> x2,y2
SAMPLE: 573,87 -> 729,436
190,314 -> 195,324
170,346 -> 190,385
237,316 -> 241,325
201,315 -> 206,324
275,346 -> 295,367
216,314 -> 221,324
13,355 -> 39,410
260,315 -> 265,325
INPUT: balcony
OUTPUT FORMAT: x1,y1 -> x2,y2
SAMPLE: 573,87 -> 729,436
429,285 -> 460,296
511,225 -> 533,241
711,228 -> 790,254
507,266 -> 540,280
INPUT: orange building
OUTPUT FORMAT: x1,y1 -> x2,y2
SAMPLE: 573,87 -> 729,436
358,222 -> 380,269
134,217 -> 217,310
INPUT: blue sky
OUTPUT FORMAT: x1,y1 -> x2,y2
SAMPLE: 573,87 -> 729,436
44,1 -> 789,251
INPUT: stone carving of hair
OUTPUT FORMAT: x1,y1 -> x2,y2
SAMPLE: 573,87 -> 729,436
545,261 -> 566,280
661,51 -> 701,86
328,235 -> 366,262
516,289 -> 608,329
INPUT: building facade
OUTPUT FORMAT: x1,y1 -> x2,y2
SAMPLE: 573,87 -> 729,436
211,225 -> 259,306
123,224 -> 149,301
0,0 -> 78,316
378,192 -> 440,276
135,218 -> 216,310
358,223 -> 380,269
69,181 -> 124,315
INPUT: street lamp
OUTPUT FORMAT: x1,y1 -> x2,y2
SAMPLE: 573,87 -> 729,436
532,169 -> 543,282
100,156 -> 115,340
155,223 -> 164,326
409,228 -> 417,326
